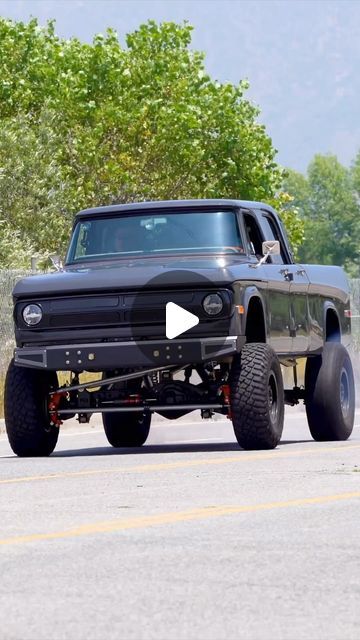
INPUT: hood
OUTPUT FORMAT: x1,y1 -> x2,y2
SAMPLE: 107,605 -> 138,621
13,255 -> 259,299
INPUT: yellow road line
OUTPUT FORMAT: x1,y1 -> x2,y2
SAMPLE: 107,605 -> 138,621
1,492 -> 359,547
1,443 -> 360,486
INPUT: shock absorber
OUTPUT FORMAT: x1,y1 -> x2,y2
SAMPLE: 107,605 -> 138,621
220,384 -> 232,420
48,392 -> 66,427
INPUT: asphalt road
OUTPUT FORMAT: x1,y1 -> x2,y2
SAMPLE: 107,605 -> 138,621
0,407 -> 359,640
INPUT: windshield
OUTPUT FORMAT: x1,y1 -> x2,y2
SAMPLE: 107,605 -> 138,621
66,210 -> 245,263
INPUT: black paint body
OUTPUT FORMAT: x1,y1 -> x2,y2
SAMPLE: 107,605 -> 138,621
12,199 -> 351,371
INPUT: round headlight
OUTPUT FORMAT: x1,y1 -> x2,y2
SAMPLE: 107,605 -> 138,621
22,304 -> 43,326
203,293 -> 223,316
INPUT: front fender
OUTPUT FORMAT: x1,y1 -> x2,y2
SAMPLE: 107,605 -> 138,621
231,282 -> 268,340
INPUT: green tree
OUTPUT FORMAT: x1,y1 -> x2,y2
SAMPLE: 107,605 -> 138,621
0,18 -> 300,265
284,154 -> 360,275
0,112 -> 73,267
351,149 -> 360,200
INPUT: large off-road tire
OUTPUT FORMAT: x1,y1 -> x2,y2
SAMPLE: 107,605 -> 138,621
4,359 -> 59,457
230,343 -> 284,450
102,412 -> 151,447
305,342 -> 355,441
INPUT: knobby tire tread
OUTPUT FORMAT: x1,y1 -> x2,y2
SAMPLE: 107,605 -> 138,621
230,343 -> 284,450
4,359 -> 59,456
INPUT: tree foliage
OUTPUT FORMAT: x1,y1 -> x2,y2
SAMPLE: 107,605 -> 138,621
352,149 -> 360,201
283,154 -> 360,275
0,17 -> 300,267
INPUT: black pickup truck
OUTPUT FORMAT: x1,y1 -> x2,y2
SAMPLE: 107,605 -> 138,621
4,199 -> 355,456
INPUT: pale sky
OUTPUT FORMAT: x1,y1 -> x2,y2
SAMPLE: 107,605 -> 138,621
1,0 -> 359,172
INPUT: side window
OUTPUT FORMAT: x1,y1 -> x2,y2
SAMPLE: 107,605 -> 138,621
261,215 -> 288,264
243,214 -> 264,258
278,217 -> 294,261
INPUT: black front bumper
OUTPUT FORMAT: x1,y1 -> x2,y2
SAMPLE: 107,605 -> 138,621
14,336 -> 244,370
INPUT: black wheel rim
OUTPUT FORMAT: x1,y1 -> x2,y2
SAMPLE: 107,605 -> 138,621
268,372 -> 279,425
340,367 -> 350,419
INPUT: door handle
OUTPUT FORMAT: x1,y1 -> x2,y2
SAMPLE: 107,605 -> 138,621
296,269 -> 306,277
279,269 -> 294,282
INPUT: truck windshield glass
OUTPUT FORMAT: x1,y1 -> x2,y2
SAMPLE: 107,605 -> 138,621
67,210 -> 244,262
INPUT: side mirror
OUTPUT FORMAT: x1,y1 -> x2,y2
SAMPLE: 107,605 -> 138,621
249,240 -> 281,269
262,240 -> 280,257
49,255 -> 64,271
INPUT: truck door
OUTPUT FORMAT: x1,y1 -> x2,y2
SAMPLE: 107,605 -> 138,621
259,212 -> 310,355
288,265 -> 310,353
243,212 -> 292,354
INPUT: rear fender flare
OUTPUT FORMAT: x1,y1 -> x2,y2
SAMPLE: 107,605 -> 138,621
323,301 -> 341,343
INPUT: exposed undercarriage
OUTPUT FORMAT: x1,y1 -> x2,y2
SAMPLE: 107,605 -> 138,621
49,362 -> 232,426
48,360 -> 306,428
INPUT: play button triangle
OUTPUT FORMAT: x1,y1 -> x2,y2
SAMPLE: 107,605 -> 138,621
166,302 -> 199,340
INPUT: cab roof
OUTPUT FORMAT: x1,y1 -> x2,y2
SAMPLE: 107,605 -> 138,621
74,199 -> 276,220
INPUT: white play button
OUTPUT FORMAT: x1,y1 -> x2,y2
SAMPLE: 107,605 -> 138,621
166,302 -> 199,339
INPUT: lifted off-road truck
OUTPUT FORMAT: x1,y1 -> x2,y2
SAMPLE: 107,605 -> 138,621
4,199 -> 355,456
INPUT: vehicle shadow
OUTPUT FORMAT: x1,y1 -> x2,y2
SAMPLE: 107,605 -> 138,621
53,439 -> 313,458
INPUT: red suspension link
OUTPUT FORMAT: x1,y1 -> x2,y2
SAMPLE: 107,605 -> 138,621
48,392 -> 65,427
220,384 -> 232,420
